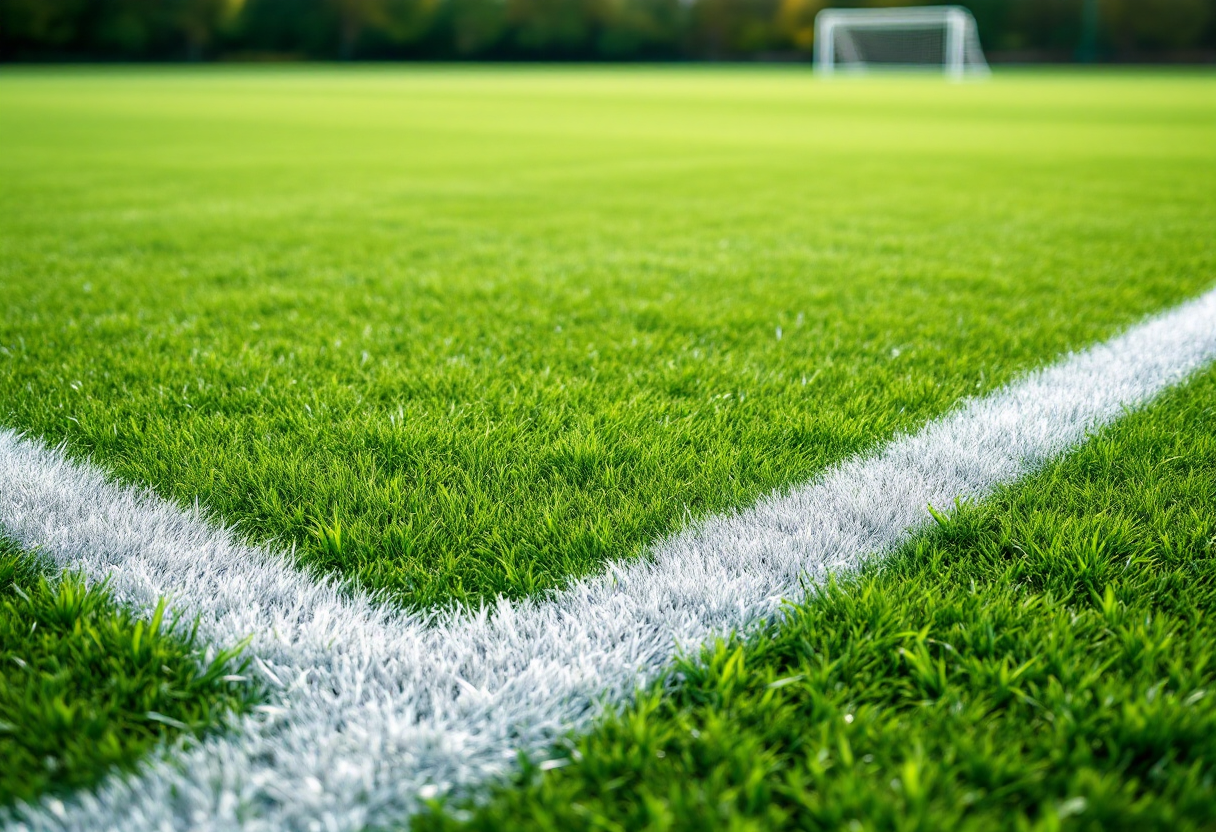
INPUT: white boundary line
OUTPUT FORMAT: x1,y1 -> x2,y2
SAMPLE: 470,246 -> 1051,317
2,288 -> 1216,831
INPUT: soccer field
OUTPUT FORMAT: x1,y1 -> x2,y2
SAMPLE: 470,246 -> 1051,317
1,67 -> 1215,830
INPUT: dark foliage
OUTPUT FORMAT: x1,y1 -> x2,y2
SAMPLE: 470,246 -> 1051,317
1,0 -> 1213,61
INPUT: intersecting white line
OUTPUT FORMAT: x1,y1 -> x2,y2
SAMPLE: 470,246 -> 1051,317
2,287 -> 1215,832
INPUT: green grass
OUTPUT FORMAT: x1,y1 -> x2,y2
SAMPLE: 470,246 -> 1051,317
1,68 -> 1214,611
1,66 -> 1214,827
0,540 -> 256,810
412,364 -> 1216,832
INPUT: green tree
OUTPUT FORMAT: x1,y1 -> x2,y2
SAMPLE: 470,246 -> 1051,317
1103,0 -> 1213,52
169,0 -> 244,58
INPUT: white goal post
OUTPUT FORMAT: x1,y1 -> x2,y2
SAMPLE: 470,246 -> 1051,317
814,6 -> 989,79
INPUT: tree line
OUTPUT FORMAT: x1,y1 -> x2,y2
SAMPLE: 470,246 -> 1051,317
1,0 -> 1213,62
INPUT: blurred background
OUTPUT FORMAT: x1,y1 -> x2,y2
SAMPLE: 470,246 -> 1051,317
1,0 -> 1213,63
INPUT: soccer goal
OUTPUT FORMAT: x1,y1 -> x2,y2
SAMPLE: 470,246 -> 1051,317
814,6 -> 989,79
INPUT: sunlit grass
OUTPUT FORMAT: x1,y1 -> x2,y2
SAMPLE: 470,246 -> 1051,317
0,541 -> 257,809
1,66 -> 1214,825
1,68 -> 1213,611
414,365 -> 1216,832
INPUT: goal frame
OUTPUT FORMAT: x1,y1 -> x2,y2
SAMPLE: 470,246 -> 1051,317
813,5 -> 989,80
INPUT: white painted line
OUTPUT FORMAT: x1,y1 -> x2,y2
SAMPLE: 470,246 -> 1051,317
2,288 -> 1215,831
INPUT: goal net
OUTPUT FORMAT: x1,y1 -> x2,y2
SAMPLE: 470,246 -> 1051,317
814,6 -> 989,79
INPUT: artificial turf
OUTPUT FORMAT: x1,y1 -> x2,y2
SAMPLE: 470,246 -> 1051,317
412,364 -> 1216,832
0,540 -> 256,810
1,68 -> 1214,609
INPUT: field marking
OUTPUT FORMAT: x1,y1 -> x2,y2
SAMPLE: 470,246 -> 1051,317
2,288 -> 1216,831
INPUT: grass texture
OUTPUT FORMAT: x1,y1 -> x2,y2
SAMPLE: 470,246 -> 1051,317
0,541 -> 255,809
1,68 -> 1214,608
414,366 -> 1216,832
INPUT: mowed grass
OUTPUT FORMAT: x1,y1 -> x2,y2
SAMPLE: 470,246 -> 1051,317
1,68 -> 1214,608
0,541 -> 255,810
415,365 -> 1216,832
